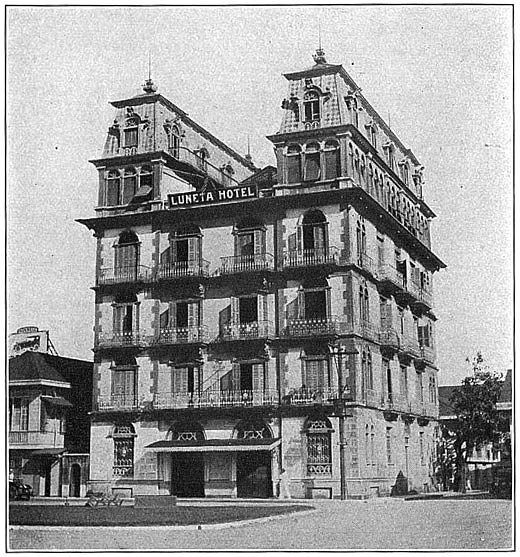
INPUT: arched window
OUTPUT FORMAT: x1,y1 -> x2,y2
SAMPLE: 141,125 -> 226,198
168,420 -> 205,441
113,423 -> 135,477
123,118 -> 139,149
106,170 -> 121,206
197,149 -> 208,172
304,142 -> 321,181
303,91 -> 320,122
114,230 -> 139,279
360,155 -> 366,185
287,145 -> 302,184
235,419 -> 272,440
301,209 -> 327,255
324,140 -> 340,180
122,167 -> 137,205
169,125 -> 180,158
305,416 -> 333,476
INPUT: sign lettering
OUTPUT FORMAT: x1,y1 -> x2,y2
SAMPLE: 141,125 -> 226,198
168,186 -> 257,209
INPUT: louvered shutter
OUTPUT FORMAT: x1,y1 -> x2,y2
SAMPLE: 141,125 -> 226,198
288,233 -> 297,252
252,363 -> 264,392
324,149 -> 339,180
113,306 -> 123,335
159,309 -> 169,330
188,237 -> 199,262
418,325 -> 425,347
232,363 -> 241,391
188,302 -> 199,327
297,289 -> 305,319
297,226 -> 303,253
192,367 -> 200,394
314,226 -> 325,252
287,154 -> 302,184
254,229 -> 265,255
173,367 -> 189,394
160,246 -> 170,269
122,175 -> 137,204
231,297 -> 240,325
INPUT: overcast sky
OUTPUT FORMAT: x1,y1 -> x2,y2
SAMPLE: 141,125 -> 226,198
7,5 -> 513,384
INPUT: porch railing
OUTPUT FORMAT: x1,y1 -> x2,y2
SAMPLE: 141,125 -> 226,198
281,247 -> 340,269
218,253 -> 274,275
157,259 -> 210,279
9,430 -> 65,447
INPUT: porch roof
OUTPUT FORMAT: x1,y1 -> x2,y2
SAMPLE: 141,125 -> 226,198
145,438 -> 281,453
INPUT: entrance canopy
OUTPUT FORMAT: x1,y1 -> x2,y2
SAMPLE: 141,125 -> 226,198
146,438 -> 281,453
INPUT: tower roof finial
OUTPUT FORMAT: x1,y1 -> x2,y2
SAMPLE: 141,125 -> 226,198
313,23 -> 327,65
143,53 -> 158,94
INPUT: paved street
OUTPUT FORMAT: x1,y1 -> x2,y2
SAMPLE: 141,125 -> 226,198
10,497 -> 512,550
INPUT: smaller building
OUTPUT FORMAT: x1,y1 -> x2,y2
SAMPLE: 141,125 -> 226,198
438,370 -> 512,491
9,351 -> 93,497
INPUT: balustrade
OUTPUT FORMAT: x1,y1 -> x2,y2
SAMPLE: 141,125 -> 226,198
218,253 -> 274,275
96,394 -> 140,411
220,321 -> 273,341
284,317 -> 338,337
154,326 -> 208,345
282,247 -> 339,269
153,389 -> 279,409
95,332 -> 146,349
158,259 -> 210,279
9,430 -> 64,447
97,265 -> 152,286
282,387 -> 340,405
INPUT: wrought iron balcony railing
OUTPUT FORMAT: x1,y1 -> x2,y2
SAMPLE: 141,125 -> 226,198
9,430 -> 65,447
422,400 -> 439,419
343,252 -> 379,278
96,394 -> 141,411
158,259 -> 210,279
95,332 -> 147,349
153,326 -> 208,345
284,317 -> 339,337
97,265 -> 152,286
153,389 -> 279,409
218,253 -> 274,275
281,247 -> 340,269
219,321 -> 273,341
282,387 -> 341,405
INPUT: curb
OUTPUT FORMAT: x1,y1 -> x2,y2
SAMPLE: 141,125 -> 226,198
9,506 -> 318,532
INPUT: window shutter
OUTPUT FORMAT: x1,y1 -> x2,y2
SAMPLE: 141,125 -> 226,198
324,149 -> 339,180
107,179 -> 120,206
257,294 -> 267,323
254,229 -> 265,255
287,155 -> 302,183
232,363 -> 241,391
160,247 -> 170,268
230,297 -> 240,325
252,363 -> 264,392
122,176 -> 137,204
313,226 -> 325,251
169,302 -> 177,328
296,227 -> 303,253
288,232 -> 297,252
188,237 -> 199,262
193,367 -> 200,393
304,152 -> 321,181
297,288 -> 305,319
170,239 -> 178,262
113,306 -> 123,335
188,302 -> 199,328
173,367 -> 189,393
133,303 -> 139,333
159,309 -> 169,329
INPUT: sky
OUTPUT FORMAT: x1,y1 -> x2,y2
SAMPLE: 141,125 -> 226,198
6,5 -> 513,385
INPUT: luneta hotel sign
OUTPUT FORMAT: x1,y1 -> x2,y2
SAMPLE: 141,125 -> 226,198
168,185 -> 257,209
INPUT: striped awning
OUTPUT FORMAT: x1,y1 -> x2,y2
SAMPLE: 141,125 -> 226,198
146,438 -> 281,453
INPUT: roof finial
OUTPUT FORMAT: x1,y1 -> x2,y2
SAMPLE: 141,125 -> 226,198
313,23 -> 327,65
143,52 -> 157,94
245,135 -> 252,162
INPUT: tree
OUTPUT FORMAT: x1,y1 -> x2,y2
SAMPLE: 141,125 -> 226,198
447,353 -> 504,492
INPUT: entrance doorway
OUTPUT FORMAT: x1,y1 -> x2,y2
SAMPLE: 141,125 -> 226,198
69,464 -> 81,497
171,453 -> 205,497
237,452 -> 272,498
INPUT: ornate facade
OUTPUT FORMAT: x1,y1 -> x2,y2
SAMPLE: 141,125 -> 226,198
80,51 -> 444,499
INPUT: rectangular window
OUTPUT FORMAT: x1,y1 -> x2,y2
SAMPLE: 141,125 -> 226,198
10,398 -> 29,431
123,128 -> 138,147
172,366 -> 200,394
239,297 -> 258,323
287,155 -> 302,183
386,427 -> 393,464
400,365 -> 408,400
112,368 -> 136,406
304,152 -> 321,181
304,290 -> 327,320
113,304 -> 135,335
419,432 -> 425,465
303,359 -> 329,391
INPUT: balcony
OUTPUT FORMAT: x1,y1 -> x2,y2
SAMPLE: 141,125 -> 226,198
379,327 -> 400,350
96,395 -> 141,412
153,389 -> 279,409
381,393 -> 408,413
9,430 -> 65,448
378,264 -> 405,293
408,282 -> 434,310
361,388 -> 380,407
95,332 -> 147,350
97,265 -> 152,286
343,252 -> 379,279
400,335 -> 421,359
284,317 -> 339,338
282,387 -> 341,406
158,260 -> 210,280
219,321 -> 273,341
418,344 -> 436,365
281,247 -> 340,269
218,253 -> 274,275
153,326 -> 208,345
422,400 -> 439,419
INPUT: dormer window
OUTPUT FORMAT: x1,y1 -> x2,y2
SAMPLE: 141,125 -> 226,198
123,118 -> 139,148
303,91 -> 320,122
